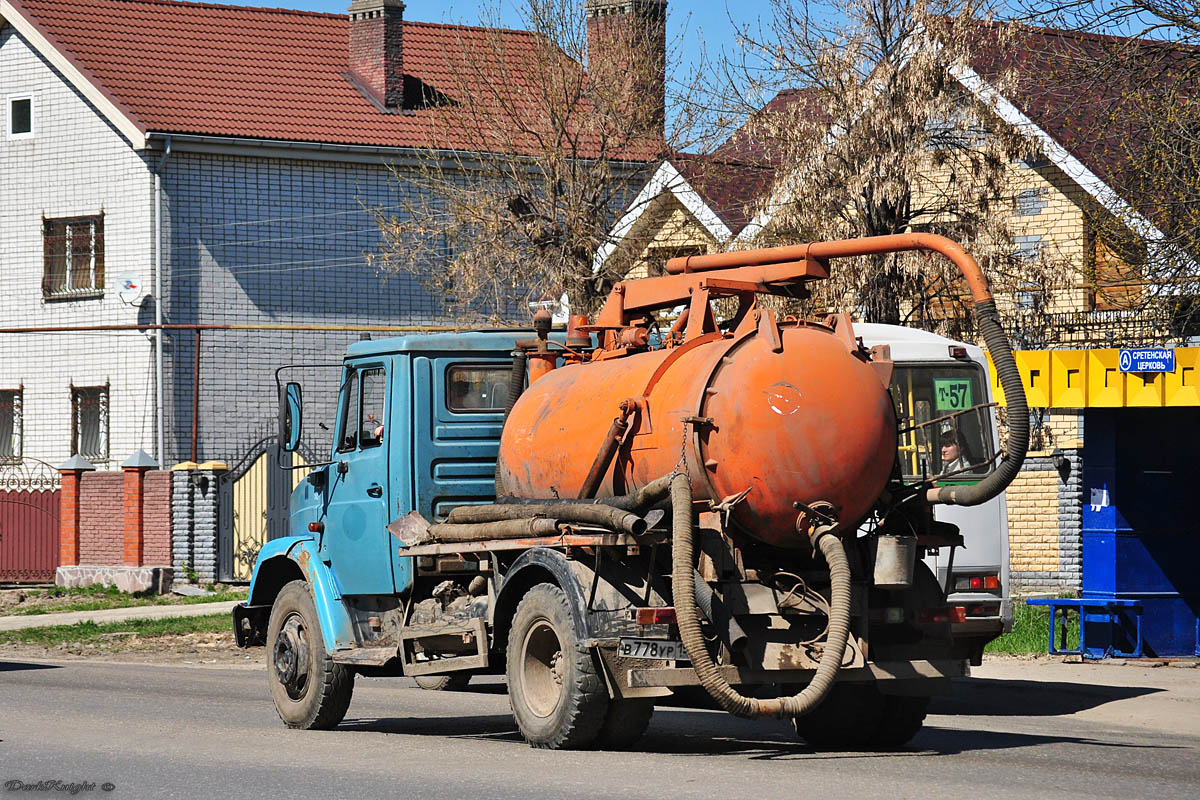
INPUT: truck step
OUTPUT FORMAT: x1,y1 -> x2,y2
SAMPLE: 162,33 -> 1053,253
331,646 -> 399,666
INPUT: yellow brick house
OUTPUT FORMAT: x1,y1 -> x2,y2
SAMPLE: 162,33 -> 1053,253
597,24 -> 1200,601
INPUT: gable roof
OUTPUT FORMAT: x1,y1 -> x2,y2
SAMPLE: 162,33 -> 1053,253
597,20 -> 1184,269
1,0 -> 596,153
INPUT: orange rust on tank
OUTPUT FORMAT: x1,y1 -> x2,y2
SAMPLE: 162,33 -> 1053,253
499,234 -> 996,547
498,319 -> 896,547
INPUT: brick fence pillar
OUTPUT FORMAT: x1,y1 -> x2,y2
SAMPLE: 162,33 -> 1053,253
57,455 -> 96,567
121,450 -> 159,567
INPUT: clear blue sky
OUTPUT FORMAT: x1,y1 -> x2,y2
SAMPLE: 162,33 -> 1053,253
235,0 -> 775,88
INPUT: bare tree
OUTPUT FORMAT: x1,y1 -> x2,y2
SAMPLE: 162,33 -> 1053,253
714,0 -> 1071,335
1016,1 -> 1200,343
370,0 -> 692,321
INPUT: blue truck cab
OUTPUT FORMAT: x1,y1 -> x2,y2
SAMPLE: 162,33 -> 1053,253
235,330 -> 522,653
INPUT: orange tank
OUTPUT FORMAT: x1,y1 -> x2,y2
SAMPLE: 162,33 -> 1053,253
496,318 -> 897,548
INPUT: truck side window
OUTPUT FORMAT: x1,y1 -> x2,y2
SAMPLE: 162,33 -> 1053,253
447,365 -> 510,413
359,368 -> 385,448
338,370 -> 360,453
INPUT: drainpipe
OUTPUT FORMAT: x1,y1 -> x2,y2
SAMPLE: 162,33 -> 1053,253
153,136 -> 172,464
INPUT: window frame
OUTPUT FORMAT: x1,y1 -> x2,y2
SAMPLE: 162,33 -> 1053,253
0,386 -> 23,464
335,366 -> 387,453
70,383 -> 109,464
43,214 -> 105,300
7,94 -> 33,139
445,363 -> 512,414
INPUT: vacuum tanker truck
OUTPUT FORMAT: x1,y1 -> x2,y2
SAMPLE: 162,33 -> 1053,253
233,233 -> 1028,750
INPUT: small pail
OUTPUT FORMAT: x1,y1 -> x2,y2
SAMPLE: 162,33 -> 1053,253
873,535 -> 918,590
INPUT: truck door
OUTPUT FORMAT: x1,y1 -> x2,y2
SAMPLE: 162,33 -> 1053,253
410,356 -> 511,520
323,361 -> 395,595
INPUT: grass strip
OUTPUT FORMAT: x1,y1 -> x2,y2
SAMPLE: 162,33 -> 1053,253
985,600 -> 1080,654
0,613 -> 232,647
10,589 -> 247,616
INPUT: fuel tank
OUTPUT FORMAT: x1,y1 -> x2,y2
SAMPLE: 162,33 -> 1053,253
496,320 -> 897,547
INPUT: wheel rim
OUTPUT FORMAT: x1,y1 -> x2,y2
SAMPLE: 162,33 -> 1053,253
273,612 -> 311,701
520,618 -> 565,718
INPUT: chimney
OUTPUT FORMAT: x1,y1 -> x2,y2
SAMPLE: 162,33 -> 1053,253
585,0 -> 667,135
348,0 -> 406,109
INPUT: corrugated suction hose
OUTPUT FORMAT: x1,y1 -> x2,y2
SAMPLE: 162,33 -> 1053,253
670,473 -> 852,719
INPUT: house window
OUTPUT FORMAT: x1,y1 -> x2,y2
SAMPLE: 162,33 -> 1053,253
0,388 -> 22,463
43,215 -> 104,298
1014,188 -> 1048,217
8,96 -> 33,138
71,384 -> 109,463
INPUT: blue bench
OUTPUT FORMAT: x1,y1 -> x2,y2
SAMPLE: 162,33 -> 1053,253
1025,598 -> 1144,659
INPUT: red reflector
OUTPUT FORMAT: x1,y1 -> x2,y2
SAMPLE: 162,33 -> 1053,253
969,576 -> 984,590
636,607 -> 677,625
919,606 -> 966,624
308,522 -> 324,533
984,576 -> 1000,590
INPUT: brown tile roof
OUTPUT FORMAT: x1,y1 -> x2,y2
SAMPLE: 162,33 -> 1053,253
968,21 -> 1197,210
672,153 -> 775,236
7,0 -> 614,154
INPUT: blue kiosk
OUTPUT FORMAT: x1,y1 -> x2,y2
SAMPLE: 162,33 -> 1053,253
1036,408 -> 1200,658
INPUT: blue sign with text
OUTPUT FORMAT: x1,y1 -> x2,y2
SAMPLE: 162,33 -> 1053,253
1119,348 -> 1175,373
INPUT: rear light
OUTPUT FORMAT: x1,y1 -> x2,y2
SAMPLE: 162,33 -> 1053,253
949,346 -> 969,359
955,574 -> 1001,592
919,606 -> 966,624
635,607 -> 677,625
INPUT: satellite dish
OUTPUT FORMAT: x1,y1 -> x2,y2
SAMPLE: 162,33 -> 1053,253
117,273 -> 145,304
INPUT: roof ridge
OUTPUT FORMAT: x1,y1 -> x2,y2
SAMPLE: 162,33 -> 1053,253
92,0 -> 339,18
993,17 -> 1200,53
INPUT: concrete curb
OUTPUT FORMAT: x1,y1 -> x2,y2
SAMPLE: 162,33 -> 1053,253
0,601 -> 240,631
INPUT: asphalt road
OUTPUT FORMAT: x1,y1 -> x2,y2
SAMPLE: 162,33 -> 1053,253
1,658 -> 1198,800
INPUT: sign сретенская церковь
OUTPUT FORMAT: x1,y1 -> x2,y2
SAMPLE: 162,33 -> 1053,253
1119,348 -> 1175,373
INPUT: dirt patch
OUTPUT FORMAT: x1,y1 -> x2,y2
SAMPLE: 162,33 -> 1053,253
0,630 -> 265,666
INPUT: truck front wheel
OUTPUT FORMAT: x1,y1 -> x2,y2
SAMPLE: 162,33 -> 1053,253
506,583 -> 608,749
266,580 -> 354,730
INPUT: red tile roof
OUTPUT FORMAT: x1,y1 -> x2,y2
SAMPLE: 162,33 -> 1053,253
7,0 -> 609,153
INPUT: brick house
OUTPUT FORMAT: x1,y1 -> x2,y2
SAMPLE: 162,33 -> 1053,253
0,0 -> 663,470
596,24 -> 1199,597
0,0 -> 665,584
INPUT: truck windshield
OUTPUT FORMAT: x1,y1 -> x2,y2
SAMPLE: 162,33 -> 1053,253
890,363 -> 995,482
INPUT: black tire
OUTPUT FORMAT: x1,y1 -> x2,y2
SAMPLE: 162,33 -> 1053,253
506,583 -> 608,749
266,580 -> 354,730
414,673 -> 472,691
870,694 -> 929,749
594,699 -> 654,750
792,683 -> 885,750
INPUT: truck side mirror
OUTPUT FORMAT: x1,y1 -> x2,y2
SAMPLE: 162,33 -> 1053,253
279,381 -> 303,452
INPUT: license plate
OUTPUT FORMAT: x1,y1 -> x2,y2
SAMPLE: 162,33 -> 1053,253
618,638 -> 688,661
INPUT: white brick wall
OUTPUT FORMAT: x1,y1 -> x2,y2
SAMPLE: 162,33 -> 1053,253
0,25 -> 156,468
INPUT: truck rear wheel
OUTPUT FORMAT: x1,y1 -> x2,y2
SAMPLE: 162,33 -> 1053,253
506,583 -> 608,749
414,673 -> 472,691
266,580 -> 354,730
792,683 -> 884,750
594,699 -> 654,750
870,694 -> 929,748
